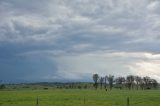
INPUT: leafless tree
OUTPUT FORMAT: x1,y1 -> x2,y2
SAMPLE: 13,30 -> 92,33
115,77 -> 125,89
104,76 -> 108,91
99,77 -> 104,89
107,75 -> 114,90
126,75 -> 135,90
134,76 -> 141,90
151,79 -> 158,89
93,74 -> 99,90
143,76 -> 151,89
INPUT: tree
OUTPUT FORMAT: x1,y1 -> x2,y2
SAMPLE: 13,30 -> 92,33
139,78 -> 145,90
143,76 -> 151,89
99,77 -> 104,89
93,74 -> 99,90
134,76 -> 141,90
107,75 -> 114,90
0,84 -> 5,89
126,75 -> 135,90
115,77 -> 125,89
151,79 -> 158,89
104,76 -> 108,91
0,80 -> 5,90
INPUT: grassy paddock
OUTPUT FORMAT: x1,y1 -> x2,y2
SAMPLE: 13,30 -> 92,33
0,89 -> 160,106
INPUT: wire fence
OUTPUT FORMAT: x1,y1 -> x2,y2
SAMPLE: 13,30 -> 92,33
35,96 -> 160,106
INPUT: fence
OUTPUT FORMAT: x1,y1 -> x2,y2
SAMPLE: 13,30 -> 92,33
35,96 -> 159,106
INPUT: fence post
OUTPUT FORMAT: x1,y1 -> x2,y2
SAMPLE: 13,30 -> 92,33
127,97 -> 129,106
36,96 -> 39,106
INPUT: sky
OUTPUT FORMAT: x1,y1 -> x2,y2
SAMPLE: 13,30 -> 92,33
0,0 -> 160,83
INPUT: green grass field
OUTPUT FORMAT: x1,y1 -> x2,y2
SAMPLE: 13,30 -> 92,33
0,89 -> 160,106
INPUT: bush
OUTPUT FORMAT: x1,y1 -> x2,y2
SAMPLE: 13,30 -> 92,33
77,85 -> 82,89
0,84 -> 6,89
84,85 -> 87,89
43,87 -> 48,90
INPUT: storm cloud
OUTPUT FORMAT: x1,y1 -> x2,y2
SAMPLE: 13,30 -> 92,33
0,0 -> 160,82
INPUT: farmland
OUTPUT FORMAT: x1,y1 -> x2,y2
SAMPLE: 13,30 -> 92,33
0,89 -> 160,106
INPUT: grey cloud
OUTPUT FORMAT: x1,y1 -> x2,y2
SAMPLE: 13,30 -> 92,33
1,0 -> 160,53
0,0 -> 158,43
1,0 -> 160,82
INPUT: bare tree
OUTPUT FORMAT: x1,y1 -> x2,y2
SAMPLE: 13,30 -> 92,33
134,76 -> 141,90
126,75 -> 135,90
99,77 -> 104,89
151,79 -> 158,89
107,75 -> 114,90
143,76 -> 151,89
139,78 -> 145,90
93,74 -> 99,90
115,77 -> 125,89
104,76 -> 108,91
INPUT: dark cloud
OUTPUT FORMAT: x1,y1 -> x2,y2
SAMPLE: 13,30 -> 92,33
0,0 -> 160,82
0,53 -> 58,82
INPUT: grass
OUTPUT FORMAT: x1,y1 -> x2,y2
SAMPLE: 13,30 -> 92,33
0,89 -> 160,106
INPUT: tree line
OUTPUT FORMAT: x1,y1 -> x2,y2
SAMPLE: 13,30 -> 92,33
93,74 -> 159,90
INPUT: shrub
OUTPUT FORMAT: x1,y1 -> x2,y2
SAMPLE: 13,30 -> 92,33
0,84 -> 6,89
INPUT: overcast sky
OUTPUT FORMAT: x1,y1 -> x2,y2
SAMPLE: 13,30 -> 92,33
0,0 -> 160,83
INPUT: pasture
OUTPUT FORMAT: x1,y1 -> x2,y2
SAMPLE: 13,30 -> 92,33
0,89 -> 160,106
